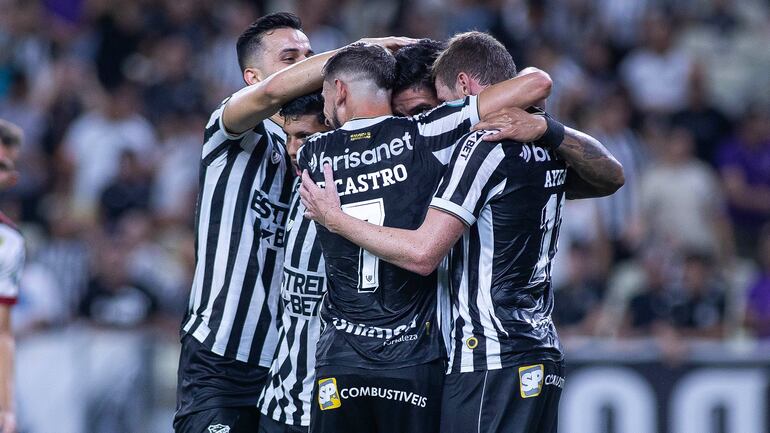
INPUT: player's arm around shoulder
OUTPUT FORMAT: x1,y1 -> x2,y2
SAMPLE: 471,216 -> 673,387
299,164 -> 466,276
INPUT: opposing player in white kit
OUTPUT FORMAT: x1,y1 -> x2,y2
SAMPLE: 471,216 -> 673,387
0,119 -> 25,433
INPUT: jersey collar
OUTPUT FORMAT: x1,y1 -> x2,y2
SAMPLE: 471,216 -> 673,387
340,115 -> 393,131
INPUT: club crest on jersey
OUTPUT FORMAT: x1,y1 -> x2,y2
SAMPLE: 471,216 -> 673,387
318,378 -> 342,410
519,364 -> 544,398
271,149 -> 282,164
207,424 -> 230,433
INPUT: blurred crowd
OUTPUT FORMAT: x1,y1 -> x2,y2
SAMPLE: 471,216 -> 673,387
1,0 -> 770,430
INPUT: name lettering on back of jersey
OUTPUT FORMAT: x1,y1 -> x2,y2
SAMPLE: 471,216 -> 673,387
519,144 -> 554,163
317,164 -> 409,197
308,132 -> 413,173
544,169 -> 567,188
282,268 -> 325,318
251,189 -> 290,248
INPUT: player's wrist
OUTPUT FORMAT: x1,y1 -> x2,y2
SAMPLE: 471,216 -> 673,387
534,114 -> 564,150
322,206 -> 343,233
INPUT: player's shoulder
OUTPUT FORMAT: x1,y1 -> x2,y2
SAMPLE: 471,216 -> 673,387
411,96 -> 473,122
0,221 -> 24,262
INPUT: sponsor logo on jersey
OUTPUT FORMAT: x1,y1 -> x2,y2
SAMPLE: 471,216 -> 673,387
318,378 -> 342,410
350,131 -> 371,141
339,386 -> 428,407
331,315 -> 419,343
545,374 -> 565,389
308,132 -> 413,173
519,364 -> 544,398
207,424 -> 230,433
519,144 -> 553,163
251,189 -> 290,249
282,267 -> 325,318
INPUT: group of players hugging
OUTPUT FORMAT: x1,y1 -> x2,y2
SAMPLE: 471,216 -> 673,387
174,12 -> 624,433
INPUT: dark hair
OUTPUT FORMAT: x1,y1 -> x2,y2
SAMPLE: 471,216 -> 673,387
236,12 -> 302,71
432,31 -> 517,87
323,43 -> 396,90
279,91 -> 325,125
0,119 -> 23,148
394,39 -> 446,94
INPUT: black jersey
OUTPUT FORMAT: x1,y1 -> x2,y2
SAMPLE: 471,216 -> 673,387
430,130 -> 567,373
297,96 -> 480,369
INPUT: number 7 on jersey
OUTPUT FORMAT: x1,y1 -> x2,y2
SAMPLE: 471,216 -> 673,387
340,198 -> 385,292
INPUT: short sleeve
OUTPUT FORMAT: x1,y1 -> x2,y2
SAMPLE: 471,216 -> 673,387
412,95 -> 481,160
430,131 -> 507,226
0,227 -> 25,304
200,97 -> 252,165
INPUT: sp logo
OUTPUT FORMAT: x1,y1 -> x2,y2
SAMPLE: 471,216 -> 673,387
318,377 -> 342,410
519,364 -> 544,398
207,424 -> 230,433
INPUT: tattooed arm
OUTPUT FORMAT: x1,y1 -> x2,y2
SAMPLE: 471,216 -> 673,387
472,107 -> 624,199
559,127 -> 625,199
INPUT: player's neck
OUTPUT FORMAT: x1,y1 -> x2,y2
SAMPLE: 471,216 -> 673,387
346,100 -> 392,123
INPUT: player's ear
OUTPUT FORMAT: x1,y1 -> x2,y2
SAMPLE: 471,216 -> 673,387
243,67 -> 264,86
335,79 -> 346,106
457,72 -> 471,96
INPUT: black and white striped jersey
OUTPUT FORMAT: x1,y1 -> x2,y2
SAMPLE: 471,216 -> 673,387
182,99 -> 294,367
258,179 -> 325,426
430,131 -> 567,373
297,96 -> 480,370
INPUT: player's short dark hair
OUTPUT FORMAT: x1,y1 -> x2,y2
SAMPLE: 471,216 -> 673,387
280,91 -> 325,125
0,119 -> 22,149
323,43 -> 397,90
236,12 -> 302,71
394,39 -> 446,95
432,31 -> 517,87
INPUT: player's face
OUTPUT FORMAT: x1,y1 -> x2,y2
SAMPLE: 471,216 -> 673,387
392,86 -> 441,116
258,28 -> 313,78
284,114 -> 330,175
434,77 -> 464,103
0,144 -> 19,189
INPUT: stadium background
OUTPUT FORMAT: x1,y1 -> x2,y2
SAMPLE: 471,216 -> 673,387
1,0 -> 769,431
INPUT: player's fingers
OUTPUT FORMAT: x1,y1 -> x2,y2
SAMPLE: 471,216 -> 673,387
301,169 -> 317,192
322,164 -> 335,193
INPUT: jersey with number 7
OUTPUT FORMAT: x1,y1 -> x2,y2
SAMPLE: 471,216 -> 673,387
297,96 -> 481,369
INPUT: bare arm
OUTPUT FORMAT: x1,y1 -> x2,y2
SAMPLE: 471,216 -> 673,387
476,68 -> 552,119
299,166 -> 465,276
223,37 -> 416,134
0,306 -> 15,433
471,108 -> 625,199
558,127 -> 625,199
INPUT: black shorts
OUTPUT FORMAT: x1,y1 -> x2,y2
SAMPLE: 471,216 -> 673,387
175,334 -> 269,427
310,360 -> 445,433
258,415 -> 309,433
441,361 -> 565,433
174,406 -> 261,433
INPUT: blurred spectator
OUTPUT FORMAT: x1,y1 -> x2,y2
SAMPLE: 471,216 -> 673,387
669,251 -> 727,338
744,225 -> 770,338
620,11 -> 693,114
528,38 -> 587,120
671,65 -> 732,164
61,83 -> 156,217
590,92 -> 645,261
623,250 -> 674,335
99,150 -> 151,228
639,126 -> 733,261
78,241 -> 158,328
716,109 -> 770,258
301,0 -> 349,53
553,242 -> 606,335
